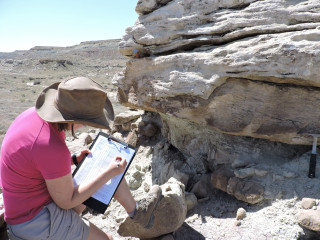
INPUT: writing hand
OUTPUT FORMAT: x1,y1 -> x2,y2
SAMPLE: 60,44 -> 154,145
109,156 -> 127,177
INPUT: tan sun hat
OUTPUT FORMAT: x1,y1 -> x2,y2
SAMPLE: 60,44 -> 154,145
36,76 -> 114,130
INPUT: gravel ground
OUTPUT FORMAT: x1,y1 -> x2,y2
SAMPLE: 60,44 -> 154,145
70,138 -> 320,240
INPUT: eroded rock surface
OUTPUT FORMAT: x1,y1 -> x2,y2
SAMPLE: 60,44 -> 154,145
118,178 -> 187,239
114,0 -> 320,146
111,0 -> 320,238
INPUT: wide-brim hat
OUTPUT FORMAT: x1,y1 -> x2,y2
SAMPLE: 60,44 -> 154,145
36,76 -> 114,130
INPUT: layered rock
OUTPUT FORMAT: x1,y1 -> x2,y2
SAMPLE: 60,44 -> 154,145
114,0 -> 320,146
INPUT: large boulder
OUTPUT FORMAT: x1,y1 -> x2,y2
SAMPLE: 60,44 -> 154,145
118,178 -> 187,238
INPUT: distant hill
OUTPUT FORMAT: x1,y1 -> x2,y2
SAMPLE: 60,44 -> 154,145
0,39 -> 128,145
0,39 -> 126,62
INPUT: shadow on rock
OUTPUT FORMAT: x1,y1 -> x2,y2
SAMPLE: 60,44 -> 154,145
297,228 -> 320,240
173,223 -> 205,240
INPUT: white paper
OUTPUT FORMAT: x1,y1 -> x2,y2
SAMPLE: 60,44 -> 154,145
73,134 -> 136,205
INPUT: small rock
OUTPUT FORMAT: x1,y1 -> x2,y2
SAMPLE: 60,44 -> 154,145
160,162 -> 189,187
298,209 -> 320,231
122,122 -> 132,131
283,170 -> 297,178
142,162 -> 151,173
145,146 -> 153,157
236,208 -> 246,220
191,175 -> 210,199
113,110 -> 144,126
131,122 -> 139,130
135,164 -> 142,171
301,198 -> 316,209
112,132 -> 125,142
5,59 -> 13,64
79,132 -> 93,146
234,220 -> 241,226
111,124 -> 121,133
143,182 -> 151,192
27,81 -> 41,86
128,171 -> 143,189
211,167 -> 235,192
227,177 -> 264,204
232,158 -> 250,169
234,167 -> 255,179
139,122 -> 159,137
185,192 -> 198,211
254,169 -> 268,177
126,130 -> 139,147
273,174 -> 285,181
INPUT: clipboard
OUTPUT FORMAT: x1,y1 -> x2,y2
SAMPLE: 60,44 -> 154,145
72,132 -> 136,214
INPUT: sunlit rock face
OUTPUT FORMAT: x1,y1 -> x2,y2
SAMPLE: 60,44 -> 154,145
113,0 -> 320,163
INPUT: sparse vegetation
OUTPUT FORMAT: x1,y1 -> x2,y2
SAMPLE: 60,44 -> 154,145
0,39 -> 128,146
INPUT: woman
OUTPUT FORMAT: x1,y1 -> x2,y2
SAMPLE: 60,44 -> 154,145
0,77 -> 161,240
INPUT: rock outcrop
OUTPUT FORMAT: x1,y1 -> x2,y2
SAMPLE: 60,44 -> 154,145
113,0 -> 320,197
112,0 -> 320,237
114,0 -> 320,145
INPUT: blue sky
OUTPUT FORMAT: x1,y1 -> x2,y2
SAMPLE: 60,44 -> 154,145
0,0 -> 138,52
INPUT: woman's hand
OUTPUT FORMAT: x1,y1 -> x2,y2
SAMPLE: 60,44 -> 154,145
75,149 -> 91,164
107,156 -> 127,178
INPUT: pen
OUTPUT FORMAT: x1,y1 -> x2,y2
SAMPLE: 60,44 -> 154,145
116,157 -> 122,168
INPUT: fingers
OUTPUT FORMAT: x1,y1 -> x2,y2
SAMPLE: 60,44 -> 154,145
81,149 -> 91,155
116,157 -> 121,168
115,156 -> 127,169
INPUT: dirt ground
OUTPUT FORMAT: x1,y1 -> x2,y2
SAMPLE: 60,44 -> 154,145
74,138 -> 320,240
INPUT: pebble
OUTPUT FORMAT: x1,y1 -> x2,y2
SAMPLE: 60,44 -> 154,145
135,164 -> 142,171
234,168 -> 255,178
143,182 -> 150,192
232,158 -> 249,169
236,208 -> 246,220
283,170 -> 297,178
254,168 -> 268,177
235,220 -> 242,226
301,198 -> 316,209
185,192 -> 198,211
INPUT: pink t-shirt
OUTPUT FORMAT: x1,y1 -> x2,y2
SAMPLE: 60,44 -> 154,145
0,107 -> 71,224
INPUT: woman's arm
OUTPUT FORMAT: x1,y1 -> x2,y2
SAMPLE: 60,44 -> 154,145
45,156 -> 127,210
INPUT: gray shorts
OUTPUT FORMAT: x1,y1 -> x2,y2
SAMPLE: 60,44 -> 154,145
7,202 -> 90,240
